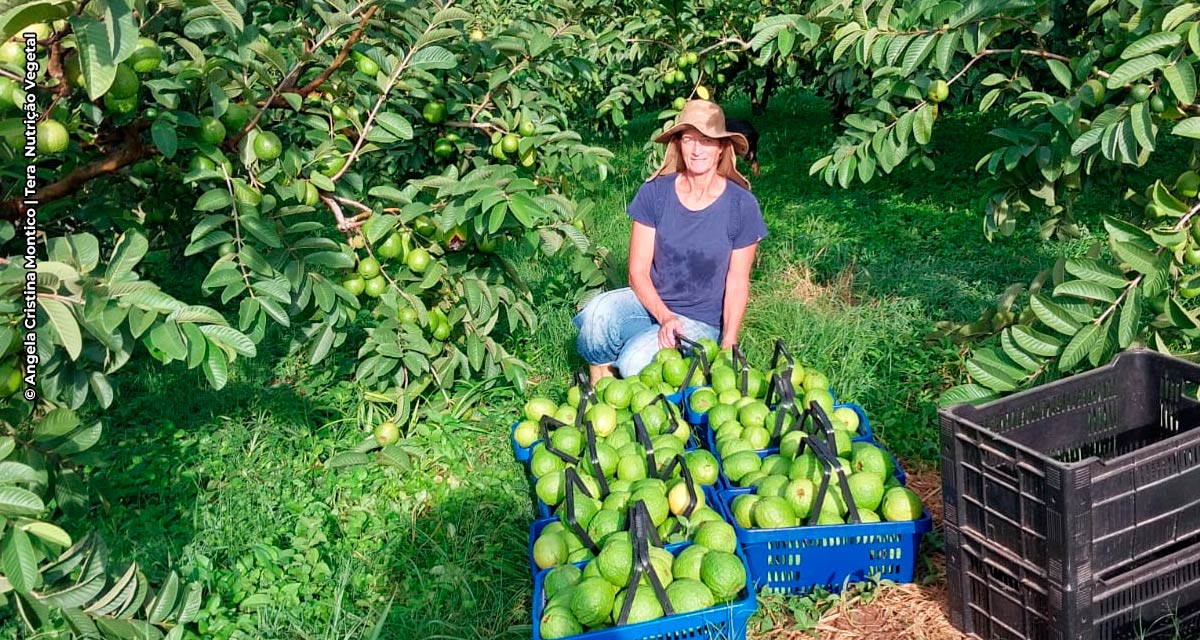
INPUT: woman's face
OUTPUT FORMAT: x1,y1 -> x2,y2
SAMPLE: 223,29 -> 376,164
679,129 -> 723,175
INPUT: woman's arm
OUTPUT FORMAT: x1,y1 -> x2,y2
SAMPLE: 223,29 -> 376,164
721,243 -> 758,348
629,221 -> 683,347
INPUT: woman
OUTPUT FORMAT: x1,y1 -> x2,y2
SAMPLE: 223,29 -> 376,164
574,100 -> 767,382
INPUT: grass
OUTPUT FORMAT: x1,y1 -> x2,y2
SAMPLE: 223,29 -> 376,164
36,86 -> 1161,640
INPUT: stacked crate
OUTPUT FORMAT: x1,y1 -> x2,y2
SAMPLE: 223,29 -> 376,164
939,349 -> 1200,639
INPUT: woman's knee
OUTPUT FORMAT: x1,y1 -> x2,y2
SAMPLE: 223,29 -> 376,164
614,329 -> 660,377
575,290 -> 627,364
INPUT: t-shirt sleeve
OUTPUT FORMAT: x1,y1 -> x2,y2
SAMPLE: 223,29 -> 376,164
731,193 -> 768,249
627,180 -> 660,227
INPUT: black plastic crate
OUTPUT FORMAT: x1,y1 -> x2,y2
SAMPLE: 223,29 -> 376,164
945,524 -> 1200,639
939,349 -> 1200,638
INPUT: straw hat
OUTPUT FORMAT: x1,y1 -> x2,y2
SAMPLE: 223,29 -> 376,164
648,100 -> 750,190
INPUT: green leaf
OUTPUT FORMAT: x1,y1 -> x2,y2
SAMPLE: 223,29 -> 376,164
900,34 -> 936,75
34,407 -> 79,441
149,322 -> 187,362
410,45 -> 455,71
1106,54 -> 1167,89
1090,317 -> 1114,367
0,486 -> 45,516
1111,240 -> 1163,275
198,325 -> 256,357
938,383 -> 998,407
1130,102 -> 1155,152
203,346 -> 228,389
1167,296 -> 1200,330
1059,323 -> 1102,370
0,461 -> 39,484
175,583 -> 204,624
0,1 -> 70,42
151,118 -> 178,158
1164,62 -> 1197,106
376,113 -> 414,141
509,193 -> 546,227
1030,294 -> 1082,334
1121,32 -> 1181,59
70,15 -> 115,101
1119,289 -> 1141,348
39,298 -> 82,360
84,562 -> 138,617
1105,216 -> 1155,246
21,521 -> 71,548
1001,329 -> 1044,373
1009,324 -> 1062,356
1065,258 -> 1128,288
327,451 -> 371,468
147,571 -> 179,624
777,28 -> 796,57
1171,117 -> 1200,139
41,573 -> 106,609
1046,59 -> 1073,90
913,104 -> 934,145
105,229 -> 149,281
1053,280 -> 1117,304
68,233 -> 100,274
195,189 -> 233,212
57,421 -> 101,455
206,0 -> 244,32
965,356 -> 1019,392
2,527 -> 39,593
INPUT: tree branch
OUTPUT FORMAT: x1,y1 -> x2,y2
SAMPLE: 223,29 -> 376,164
295,5 -> 379,97
226,5 -> 379,150
980,48 -> 1112,80
1,123 -> 153,221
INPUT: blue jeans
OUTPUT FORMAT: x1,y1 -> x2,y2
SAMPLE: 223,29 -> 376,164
573,288 -> 720,377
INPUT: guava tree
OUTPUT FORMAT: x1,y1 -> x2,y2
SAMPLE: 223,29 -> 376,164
0,0 -> 615,635
741,0 -> 1200,402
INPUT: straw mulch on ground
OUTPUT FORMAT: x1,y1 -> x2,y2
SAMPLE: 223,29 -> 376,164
762,466 -> 972,640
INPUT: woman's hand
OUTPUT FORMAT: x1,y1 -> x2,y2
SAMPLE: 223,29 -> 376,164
658,316 -> 683,349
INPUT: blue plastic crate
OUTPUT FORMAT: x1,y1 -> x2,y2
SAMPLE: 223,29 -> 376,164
531,542 -> 758,640
706,420 -> 901,492
715,488 -> 932,595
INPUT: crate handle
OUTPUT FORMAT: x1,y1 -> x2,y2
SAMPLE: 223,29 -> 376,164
729,344 -> 753,396
616,501 -> 675,625
562,467 -> 602,555
581,416 -> 610,496
804,437 -> 864,526
656,453 -> 700,539
538,415 -> 580,466
803,411 -> 864,525
632,411 -> 659,479
675,335 -> 712,393
770,339 -> 796,381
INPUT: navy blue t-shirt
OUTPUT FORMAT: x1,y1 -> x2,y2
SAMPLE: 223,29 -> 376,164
627,175 -> 767,329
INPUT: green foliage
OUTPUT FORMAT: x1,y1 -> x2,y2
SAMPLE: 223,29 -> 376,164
0,403 -> 202,638
745,1 -> 1200,239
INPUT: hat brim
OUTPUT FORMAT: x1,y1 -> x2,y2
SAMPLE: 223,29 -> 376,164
654,123 -> 749,159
